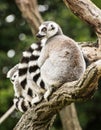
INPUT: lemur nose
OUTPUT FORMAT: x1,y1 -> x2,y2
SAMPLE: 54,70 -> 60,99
36,33 -> 45,38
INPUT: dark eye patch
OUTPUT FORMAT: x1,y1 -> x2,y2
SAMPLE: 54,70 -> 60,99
42,27 -> 47,32
51,24 -> 55,30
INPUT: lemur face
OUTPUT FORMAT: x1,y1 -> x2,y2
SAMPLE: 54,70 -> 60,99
36,21 -> 62,39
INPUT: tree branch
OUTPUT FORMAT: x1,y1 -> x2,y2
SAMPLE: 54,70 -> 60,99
59,103 -> 82,130
15,0 -> 43,34
63,0 -> 101,34
63,0 -> 101,63
0,105 -> 15,124
13,60 -> 101,130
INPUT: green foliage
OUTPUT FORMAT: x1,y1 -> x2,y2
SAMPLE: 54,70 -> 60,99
0,0 -> 101,130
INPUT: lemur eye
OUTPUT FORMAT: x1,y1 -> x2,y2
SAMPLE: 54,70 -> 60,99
42,27 -> 47,32
51,25 -> 55,30
14,75 -> 17,78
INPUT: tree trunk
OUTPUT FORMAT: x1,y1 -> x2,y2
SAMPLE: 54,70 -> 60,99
60,103 -> 82,130
15,0 -> 43,35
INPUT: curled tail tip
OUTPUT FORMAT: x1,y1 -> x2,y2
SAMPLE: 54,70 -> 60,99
7,64 -> 19,78
7,70 -> 11,78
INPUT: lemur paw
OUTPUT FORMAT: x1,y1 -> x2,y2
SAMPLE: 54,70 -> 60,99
44,88 -> 53,101
31,95 -> 42,105
44,93 -> 49,101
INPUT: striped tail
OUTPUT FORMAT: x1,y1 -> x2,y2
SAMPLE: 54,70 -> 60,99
28,42 -> 45,89
18,43 -> 39,90
13,96 -> 32,112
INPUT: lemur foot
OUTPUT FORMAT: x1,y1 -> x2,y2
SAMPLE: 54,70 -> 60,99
44,87 -> 53,101
31,94 -> 42,105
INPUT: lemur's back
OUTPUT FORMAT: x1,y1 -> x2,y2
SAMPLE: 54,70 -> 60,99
39,35 -> 86,86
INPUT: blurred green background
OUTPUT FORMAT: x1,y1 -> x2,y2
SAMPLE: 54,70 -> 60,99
0,0 -> 101,130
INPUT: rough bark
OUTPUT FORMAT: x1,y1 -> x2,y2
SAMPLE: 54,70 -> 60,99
13,0 -> 101,130
13,60 -> 101,130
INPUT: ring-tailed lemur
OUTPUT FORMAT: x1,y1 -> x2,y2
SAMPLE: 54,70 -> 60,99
7,21 -> 86,112
35,21 -> 86,100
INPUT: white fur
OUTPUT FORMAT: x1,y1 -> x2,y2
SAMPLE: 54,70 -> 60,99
19,63 -> 28,68
30,69 -> 40,77
28,60 -> 38,66
31,43 -> 38,49
7,64 -> 19,78
32,50 -> 41,56
23,51 -> 31,57
41,38 -> 47,46
18,75 -> 26,82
